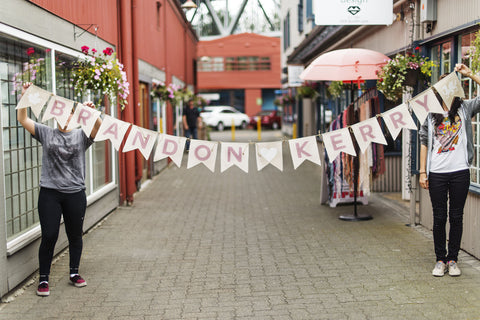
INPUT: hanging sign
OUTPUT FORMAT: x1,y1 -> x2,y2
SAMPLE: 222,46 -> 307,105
314,0 -> 394,26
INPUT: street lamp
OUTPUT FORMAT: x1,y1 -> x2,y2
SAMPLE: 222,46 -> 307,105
181,0 -> 197,10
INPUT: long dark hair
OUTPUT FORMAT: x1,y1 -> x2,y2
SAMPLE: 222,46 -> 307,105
432,74 -> 463,127
432,96 -> 462,127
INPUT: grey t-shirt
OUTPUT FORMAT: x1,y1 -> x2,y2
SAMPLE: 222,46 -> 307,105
34,123 -> 94,193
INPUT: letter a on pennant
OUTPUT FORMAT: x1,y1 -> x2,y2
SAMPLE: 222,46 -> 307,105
187,140 -> 218,172
94,115 -> 131,151
288,136 -> 321,169
220,142 -> 249,173
122,125 -> 158,160
154,134 -> 186,167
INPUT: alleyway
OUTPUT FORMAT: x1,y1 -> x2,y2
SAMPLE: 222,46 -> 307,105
1,130 -> 480,319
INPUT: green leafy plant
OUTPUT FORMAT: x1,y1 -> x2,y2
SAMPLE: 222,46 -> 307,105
296,82 -> 319,99
376,50 -> 436,101
468,29 -> 480,75
327,81 -> 345,98
72,46 -> 130,110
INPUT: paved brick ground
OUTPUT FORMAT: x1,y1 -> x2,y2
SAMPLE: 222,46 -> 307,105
1,132 -> 480,319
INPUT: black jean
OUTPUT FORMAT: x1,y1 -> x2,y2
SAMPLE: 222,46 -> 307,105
38,187 -> 86,276
428,169 -> 470,262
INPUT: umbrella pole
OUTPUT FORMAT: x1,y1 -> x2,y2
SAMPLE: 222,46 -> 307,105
339,84 -> 373,222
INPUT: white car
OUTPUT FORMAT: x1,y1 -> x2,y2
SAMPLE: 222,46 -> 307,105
200,106 -> 250,131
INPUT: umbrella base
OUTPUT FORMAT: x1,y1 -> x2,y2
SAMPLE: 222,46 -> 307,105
339,214 -> 373,221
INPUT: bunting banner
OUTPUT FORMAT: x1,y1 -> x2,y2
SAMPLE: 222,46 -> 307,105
187,139 -> 218,172
67,103 -> 102,137
122,125 -> 158,160
288,136 -> 321,169
409,88 -> 444,124
351,117 -> 387,153
15,85 -> 52,118
94,115 -> 131,151
256,141 -> 283,171
322,128 -> 356,160
220,142 -> 249,173
17,73 -> 466,171
154,134 -> 187,168
42,95 -> 74,128
381,103 -> 417,140
433,72 -> 465,109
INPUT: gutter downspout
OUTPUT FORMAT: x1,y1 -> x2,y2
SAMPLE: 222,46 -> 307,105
131,0 -> 143,187
119,0 -> 136,204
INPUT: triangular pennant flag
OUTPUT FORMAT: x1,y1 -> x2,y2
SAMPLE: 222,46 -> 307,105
42,96 -> 74,128
433,72 -> 465,109
409,88 -> 444,124
351,117 -> 387,153
322,128 -> 356,161
255,141 -> 283,171
288,136 -> 321,169
66,103 -> 101,137
381,103 -> 417,140
154,134 -> 186,168
16,85 -> 52,118
122,125 -> 158,160
220,142 -> 249,173
94,115 -> 131,151
187,140 -> 218,172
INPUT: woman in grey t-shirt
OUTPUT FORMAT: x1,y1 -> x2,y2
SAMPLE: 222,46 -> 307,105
18,83 -> 102,296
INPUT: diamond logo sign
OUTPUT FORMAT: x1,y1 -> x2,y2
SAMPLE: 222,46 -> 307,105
348,6 -> 361,15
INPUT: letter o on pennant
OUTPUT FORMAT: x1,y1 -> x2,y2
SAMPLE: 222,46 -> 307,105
194,145 -> 211,161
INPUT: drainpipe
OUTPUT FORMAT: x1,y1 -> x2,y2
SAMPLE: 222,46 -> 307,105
131,0 -> 143,187
119,0 -> 136,204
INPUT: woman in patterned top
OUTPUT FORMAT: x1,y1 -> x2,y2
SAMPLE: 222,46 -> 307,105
419,63 -> 480,277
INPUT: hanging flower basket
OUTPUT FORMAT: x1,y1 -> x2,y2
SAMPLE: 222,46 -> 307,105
404,68 -> 420,87
376,50 -> 436,101
72,46 -> 130,110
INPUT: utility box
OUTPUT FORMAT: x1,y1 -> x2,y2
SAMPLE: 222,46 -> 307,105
420,0 -> 437,23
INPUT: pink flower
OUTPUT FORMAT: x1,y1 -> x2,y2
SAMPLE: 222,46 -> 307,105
103,47 -> 114,56
81,46 -> 89,54
92,48 -> 97,54
26,47 -> 35,56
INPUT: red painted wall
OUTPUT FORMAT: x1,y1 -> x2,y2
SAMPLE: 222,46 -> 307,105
197,33 -> 281,90
29,0 -> 119,45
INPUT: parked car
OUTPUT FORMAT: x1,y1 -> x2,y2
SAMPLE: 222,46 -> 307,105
200,106 -> 250,131
249,110 -> 282,130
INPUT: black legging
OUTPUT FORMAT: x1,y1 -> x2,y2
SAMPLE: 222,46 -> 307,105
428,169 -> 470,262
38,187 -> 86,276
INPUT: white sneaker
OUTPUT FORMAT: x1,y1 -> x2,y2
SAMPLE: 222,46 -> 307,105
432,261 -> 446,277
447,261 -> 461,277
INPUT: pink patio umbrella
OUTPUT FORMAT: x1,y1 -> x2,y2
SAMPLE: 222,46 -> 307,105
300,48 -> 389,221
300,48 -> 389,83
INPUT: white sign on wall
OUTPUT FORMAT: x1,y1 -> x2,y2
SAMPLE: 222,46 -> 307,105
288,65 -> 304,87
314,0 -> 393,26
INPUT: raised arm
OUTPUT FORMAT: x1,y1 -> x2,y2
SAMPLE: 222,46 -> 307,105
17,82 -> 36,136
83,101 -> 102,139
455,63 -> 480,86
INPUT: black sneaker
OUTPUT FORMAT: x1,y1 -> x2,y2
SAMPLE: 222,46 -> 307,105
69,274 -> 87,287
36,282 -> 50,296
